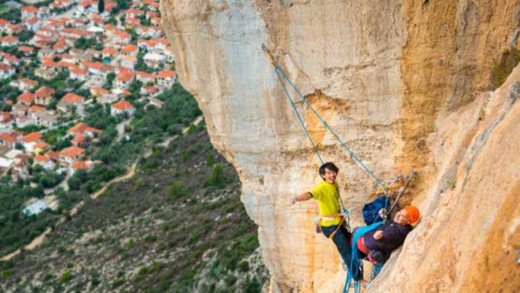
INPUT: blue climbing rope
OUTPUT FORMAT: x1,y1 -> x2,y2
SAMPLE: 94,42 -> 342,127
273,65 -> 388,192
264,45 -> 392,292
343,222 -> 384,293
274,66 -> 324,164
372,264 -> 383,279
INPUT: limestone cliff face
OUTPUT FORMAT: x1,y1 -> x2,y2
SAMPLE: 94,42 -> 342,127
160,1 -> 520,292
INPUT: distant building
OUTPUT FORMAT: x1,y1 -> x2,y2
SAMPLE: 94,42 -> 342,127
70,68 -> 89,81
17,78 -> 39,91
23,200 -> 48,216
59,146 -> 84,165
115,70 -> 135,89
34,154 -> 55,170
0,64 -> 15,79
34,86 -> 56,106
157,69 -> 177,88
57,93 -> 85,115
111,100 -> 135,117
21,6 -> 39,20
17,92 -> 36,106
21,132 -> 42,152
71,160 -> 94,174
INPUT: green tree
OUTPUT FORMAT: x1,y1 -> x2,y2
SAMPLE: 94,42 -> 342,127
98,0 -> 104,13
67,176 -> 81,191
204,163 -> 229,188
104,72 -> 116,89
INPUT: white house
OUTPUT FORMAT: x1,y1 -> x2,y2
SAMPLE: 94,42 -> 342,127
0,64 -> 15,79
111,100 -> 135,117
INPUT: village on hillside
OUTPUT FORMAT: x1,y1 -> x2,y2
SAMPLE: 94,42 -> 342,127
0,0 -> 178,215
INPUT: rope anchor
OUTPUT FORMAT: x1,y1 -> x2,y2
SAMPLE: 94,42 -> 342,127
516,250 -> 520,265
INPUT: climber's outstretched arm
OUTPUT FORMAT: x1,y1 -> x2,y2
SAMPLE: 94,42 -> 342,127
288,192 -> 312,205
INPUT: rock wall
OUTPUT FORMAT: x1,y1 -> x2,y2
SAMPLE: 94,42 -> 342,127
160,0 -> 520,291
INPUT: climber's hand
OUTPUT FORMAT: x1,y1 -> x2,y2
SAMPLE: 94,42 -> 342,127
373,230 -> 383,240
288,196 -> 297,205
378,208 -> 388,219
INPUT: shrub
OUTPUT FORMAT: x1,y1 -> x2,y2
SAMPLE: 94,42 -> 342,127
204,163 -> 229,188
59,271 -> 72,283
243,277 -> 261,293
238,260 -> 249,272
491,47 -> 520,89
168,180 -> 186,197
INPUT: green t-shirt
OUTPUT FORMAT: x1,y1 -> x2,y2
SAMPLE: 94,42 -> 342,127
310,181 -> 342,227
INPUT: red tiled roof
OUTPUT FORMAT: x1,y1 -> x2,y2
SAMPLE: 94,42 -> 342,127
34,155 -> 49,162
145,85 -> 159,94
29,105 -> 46,112
69,122 -> 88,134
3,54 -> 20,64
136,71 -> 155,79
0,112 -> 14,123
79,0 -> 96,7
34,141 -> 48,150
104,24 -> 115,31
0,64 -> 13,72
21,6 -> 38,13
71,68 -> 88,76
71,133 -> 86,144
61,93 -> 84,104
22,132 -> 42,143
114,30 -> 130,39
72,160 -> 92,170
117,71 -> 135,82
20,78 -> 38,86
126,18 -> 140,25
127,9 -> 143,15
25,17 -> 38,24
90,86 -> 110,96
60,146 -> 84,158
0,133 -> 17,144
35,86 -> 55,98
41,59 -> 56,68
0,36 -> 18,44
121,44 -> 138,53
158,69 -> 177,79
102,47 -> 118,55
18,92 -> 35,104
20,46 -> 34,53
82,61 -> 105,70
112,100 -> 133,111
45,150 -> 60,161
58,61 -> 76,69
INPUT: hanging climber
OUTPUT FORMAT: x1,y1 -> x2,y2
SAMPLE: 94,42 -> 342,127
355,205 -> 421,265
288,162 -> 363,281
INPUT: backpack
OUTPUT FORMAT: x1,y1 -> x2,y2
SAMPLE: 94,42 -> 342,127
362,196 -> 389,225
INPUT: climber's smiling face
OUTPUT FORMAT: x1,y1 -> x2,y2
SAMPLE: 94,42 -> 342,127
394,209 -> 411,225
321,168 -> 337,184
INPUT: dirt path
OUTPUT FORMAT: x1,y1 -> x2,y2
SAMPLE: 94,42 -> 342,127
91,163 -> 137,199
0,117 -> 204,261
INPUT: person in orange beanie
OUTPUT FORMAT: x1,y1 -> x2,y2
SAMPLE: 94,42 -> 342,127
356,205 -> 421,264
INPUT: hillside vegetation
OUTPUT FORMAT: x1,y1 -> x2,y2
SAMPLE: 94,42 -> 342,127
0,126 -> 268,292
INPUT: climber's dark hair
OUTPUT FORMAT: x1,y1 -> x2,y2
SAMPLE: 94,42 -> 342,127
319,162 -> 339,176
